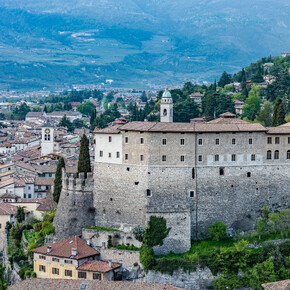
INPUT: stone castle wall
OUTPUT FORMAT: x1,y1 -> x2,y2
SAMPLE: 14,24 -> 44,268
53,170 -> 95,241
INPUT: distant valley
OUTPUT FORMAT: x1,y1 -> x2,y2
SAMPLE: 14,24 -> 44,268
0,0 -> 289,90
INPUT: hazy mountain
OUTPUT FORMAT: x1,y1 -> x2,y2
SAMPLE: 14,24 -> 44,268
0,0 -> 289,90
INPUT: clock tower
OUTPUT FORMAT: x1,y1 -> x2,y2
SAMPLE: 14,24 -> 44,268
41,124 -> 54,156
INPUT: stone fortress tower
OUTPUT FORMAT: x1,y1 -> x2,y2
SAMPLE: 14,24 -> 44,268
41,123 -> 54,156
160,88 -> 173,122
54,88 -> 290,255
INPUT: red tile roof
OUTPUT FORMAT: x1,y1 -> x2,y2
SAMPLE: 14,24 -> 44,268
262,279 -> 290,289
77,260 -> 121,273
0,203 -> 28,215
8,278 -> 184,290
31,236 -> 99,260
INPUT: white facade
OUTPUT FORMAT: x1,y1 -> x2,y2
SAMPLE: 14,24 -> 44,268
41,126 -> 54,156
160,89 -> 173,123
94,133 -> 122,164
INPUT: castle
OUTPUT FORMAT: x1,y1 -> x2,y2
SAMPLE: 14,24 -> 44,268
54,90 -> 290,254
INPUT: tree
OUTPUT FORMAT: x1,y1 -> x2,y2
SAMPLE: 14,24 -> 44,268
90,108 -> 97,130
140,244 -> 155,270
242,85 -> 261,121
53,157 -> 65,203
58,115 -> 74,132
143,216 -> 171,247
12,103 -> 30,120
208,222 -> 227,241
78,134 -> 91,178
15,206 -> 25,223
271,98 -> 286,126
218,71 -> 232,88
140,91 -> 147,102
173,99 -> 199,122
256,101 -> 272,126
77,102 -> 95,116
43,105 -> 48,113
269,209 -> 290,238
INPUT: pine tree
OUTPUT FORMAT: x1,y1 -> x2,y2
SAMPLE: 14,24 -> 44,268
218,71 -> 232,88
78,134 -> 91,178
43,105 -> 48,113
271,98 -> 286,127
53,157 -> 65,203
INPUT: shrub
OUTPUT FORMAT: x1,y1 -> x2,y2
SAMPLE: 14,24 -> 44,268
143,216 -> 171,247
133,227 -> 145,242
115,244 -> 139,251
208,222 -> 227,241
34,223 -> 42,232
212,274 -> 244,290
140,244 -> 155,270
155,257 -> 198,275
28,242 -> 36,251
30,271 -> 37,278
107,235 -> 113,248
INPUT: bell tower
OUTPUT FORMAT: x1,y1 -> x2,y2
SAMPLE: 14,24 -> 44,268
41,123 -> 54,156
160,88 -> 173,122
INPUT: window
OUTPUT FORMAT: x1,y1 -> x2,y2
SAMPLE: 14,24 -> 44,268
65,270 -> 72,277
288,137 -> 290,144
180,155 -> 185,162
192,168 -> 195,179
162,138 -> 167,145
146,189 -> 151,197
109,136 -> 112,142
28,194 -> 31,198
64,260 -> 73,264
140,155 -> 144,161
267,137 -> 272,144
140,138 -> 144,144
189,191 -> 194,198
275,137 -> 280,144
0,224 -> 1,229
47,135 -> 50,141
39,265 -> 46,272
247,172 -> 251,178
39,255 -> 46,260
125,154 -> 128,160
219,167 -> 224,176
162,155 -> 166,162
267,150 -> 272,160
287,150 -> 290,159
93,273 -> 101,280
49,173 -> 52,177
125,137 -> 129,144
249,138 -> 253,144
28,186 -> 31,190
231,154 -> 236,161
274,150 -> 279,159
214,155 -> 219,162
180,139 -> 185,145
108,153 -> 111,158
232,139 -> 236,145
52,258 -> 59,262
78,271 -> 87,279
198,155 -> 202,162
52,268 -> 59,275
198,139 -> 202,145
116,152 -> 120,158
216,139 -> 219,145
251,154 -> 255,161
99,151 -> 103,157
24,194 -> 26,198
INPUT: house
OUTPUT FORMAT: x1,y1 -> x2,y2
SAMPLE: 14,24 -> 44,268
25,112 -> 47,122
189,92 -> 204,104
0,203 -> 28,250
31,236 -> 113,280
234,100 -> 244,115
47,111 -> 82,123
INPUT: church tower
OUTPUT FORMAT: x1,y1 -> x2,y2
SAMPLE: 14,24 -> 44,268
41,123 -> 54,156
160,88 -> 173,122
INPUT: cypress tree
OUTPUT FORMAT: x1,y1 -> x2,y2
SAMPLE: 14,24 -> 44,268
53,157 -> 65,203
271,98 -> 286,127
78,134 -> 91,178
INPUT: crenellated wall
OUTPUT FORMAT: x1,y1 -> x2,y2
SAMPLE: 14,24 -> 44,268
53,169 -> 95,241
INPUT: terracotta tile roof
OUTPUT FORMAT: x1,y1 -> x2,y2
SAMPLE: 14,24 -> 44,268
35,198 -> 56,212
0,203 -> 27,215
31,236 -> 99,260
77,260 -> 121,273
0,178 -> 14,188
266,122 -> 290,134
35,177 -> 54,186
262,279 -> 290,289
9,278 -> 184,290
94,126 -> 123,134
15,162 -> 36,172
119,120 -> 267,133
14,177 -> 35,187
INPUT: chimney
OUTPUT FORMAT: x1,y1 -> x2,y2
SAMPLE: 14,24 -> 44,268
71,248 -> 77,256
47,246 -> 52,253
108,260 -> 112,268
87,240 -> 90,246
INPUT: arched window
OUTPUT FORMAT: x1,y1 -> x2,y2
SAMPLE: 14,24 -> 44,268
274,150 -> 279,159
267,150 -> 272,160
287,150 -> 290,160
44,134 -> 48,141
192,168 -> 195,179
47,134 -> 51,141
163,109 -> 167,116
